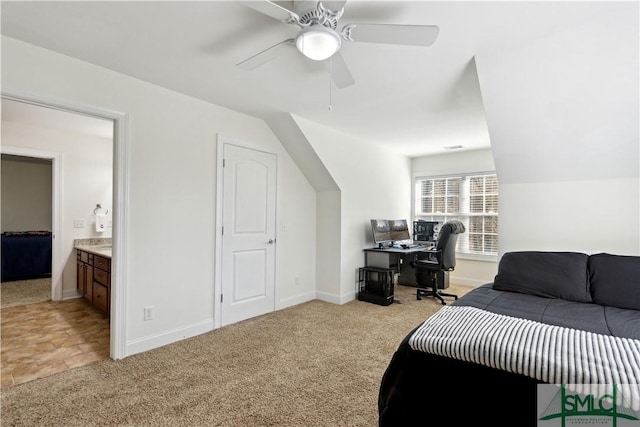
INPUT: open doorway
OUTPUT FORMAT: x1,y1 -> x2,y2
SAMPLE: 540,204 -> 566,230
1,98 -> 114,299
1,154 -> 53,306
1,98 -> 116,387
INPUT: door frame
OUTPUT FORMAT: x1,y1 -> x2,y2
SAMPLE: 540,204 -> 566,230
1,91 -> 130,360
214,134 -> 278,329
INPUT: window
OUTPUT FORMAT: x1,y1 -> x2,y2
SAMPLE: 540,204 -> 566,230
414,173 -> 499,257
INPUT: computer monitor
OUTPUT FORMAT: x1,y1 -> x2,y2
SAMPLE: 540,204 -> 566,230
413,220 -> 441,243
389,219 -> 411,242
371,219 -> 411,247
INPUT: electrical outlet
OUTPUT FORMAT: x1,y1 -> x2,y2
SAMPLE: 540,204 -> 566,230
295,276 -> 301,286
74,219 -> 85,228
144,306 -> 154,321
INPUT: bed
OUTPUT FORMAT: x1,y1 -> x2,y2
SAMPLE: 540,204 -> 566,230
378,251 -> 640,426
1,231 -> 52,282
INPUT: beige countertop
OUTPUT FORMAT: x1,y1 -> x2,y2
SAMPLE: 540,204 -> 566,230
74,238 -> 112,259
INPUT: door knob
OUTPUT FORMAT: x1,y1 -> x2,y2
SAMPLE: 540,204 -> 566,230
267,239 -> 276,244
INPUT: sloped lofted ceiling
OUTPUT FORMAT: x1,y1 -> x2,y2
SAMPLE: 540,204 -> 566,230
476,5 -> 639,185
0,1 -> 625,157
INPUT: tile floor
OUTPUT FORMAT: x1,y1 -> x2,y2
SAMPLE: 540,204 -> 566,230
1,298 -> 110,389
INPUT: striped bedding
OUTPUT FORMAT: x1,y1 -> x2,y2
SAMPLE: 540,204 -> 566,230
408,305 -> 640,410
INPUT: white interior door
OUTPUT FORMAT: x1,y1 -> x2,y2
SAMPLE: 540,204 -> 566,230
221,143 -> 277,326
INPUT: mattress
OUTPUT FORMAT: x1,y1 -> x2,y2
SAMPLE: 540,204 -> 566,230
378,284 -> 640,426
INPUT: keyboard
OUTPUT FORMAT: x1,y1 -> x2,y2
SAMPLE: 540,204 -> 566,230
398,243 -> 423,249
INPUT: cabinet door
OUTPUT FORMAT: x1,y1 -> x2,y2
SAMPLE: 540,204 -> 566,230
93,268 -> 109,287
77,260 -> 85,295
92,283 -> 109,314
85,263 -> 94,302
94,255 -> 110,272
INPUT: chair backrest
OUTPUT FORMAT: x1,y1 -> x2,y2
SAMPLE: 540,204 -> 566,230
436,220 -> 466,270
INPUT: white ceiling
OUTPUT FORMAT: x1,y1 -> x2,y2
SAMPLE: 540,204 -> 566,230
0,1 -> 616,157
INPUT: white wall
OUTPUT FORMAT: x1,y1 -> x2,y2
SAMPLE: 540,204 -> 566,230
412,148 -> 498,286
316,190 -> 341,300
294,116 -> 412,302
261,113 -> 338,306
500,179 -> 640,256
476,3 -> 640,257
274,156 -> 318,308
1,121 -> 113,298
1,155 -> 53,232
1,36 -> 317,357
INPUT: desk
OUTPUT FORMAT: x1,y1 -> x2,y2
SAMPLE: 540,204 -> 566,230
363,245 -> 434,286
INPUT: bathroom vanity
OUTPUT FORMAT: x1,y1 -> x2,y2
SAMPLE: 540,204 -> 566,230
75,239 -> 112,317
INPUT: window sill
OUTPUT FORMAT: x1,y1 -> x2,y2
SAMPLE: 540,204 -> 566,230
456,253 -> 498,263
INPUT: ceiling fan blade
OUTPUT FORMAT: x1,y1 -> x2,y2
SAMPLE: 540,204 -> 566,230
245,1 -> 300,24
237,39 -> 295,70
319,1 -> 347,14
342,24 -> 439,47
330,51 -> 355,89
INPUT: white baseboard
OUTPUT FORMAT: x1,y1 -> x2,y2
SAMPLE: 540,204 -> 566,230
62,290 -> 82,300
315,291 -> 340,304
126,319 -> 214,357
277,291 -> 316,310
316,290 -> 356,305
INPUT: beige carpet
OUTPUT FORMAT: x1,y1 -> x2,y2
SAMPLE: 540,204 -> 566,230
1,284 -> 472,426
1,278 -> 51,308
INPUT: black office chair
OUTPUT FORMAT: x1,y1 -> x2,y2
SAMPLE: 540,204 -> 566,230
411,220 -> 466,305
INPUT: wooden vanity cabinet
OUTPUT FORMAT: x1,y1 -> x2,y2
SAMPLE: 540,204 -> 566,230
76,251 -> 93,301
92,265 -> 110,314
93,281 -> 109,314
76,249 -> 110,318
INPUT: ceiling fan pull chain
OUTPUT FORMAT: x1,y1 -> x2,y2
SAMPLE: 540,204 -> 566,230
328,56 -> 333,111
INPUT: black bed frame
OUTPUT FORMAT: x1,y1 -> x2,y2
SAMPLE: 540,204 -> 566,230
378,331 -> 543,426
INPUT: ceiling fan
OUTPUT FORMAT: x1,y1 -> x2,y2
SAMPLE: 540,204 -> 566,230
237,0 -> 439,88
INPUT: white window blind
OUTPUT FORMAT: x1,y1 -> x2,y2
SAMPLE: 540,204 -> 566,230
414,173 -> 499,257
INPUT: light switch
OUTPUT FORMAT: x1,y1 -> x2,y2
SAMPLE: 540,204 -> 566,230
74,219 -> 85,228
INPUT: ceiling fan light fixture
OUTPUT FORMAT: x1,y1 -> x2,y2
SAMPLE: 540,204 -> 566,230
295,25 -> 341,61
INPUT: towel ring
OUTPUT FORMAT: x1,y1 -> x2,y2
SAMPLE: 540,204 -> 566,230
93,204 -> 109,215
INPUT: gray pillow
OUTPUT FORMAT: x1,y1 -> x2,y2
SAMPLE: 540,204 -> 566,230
493,251 -> 591,303
589,253 -> 640,310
